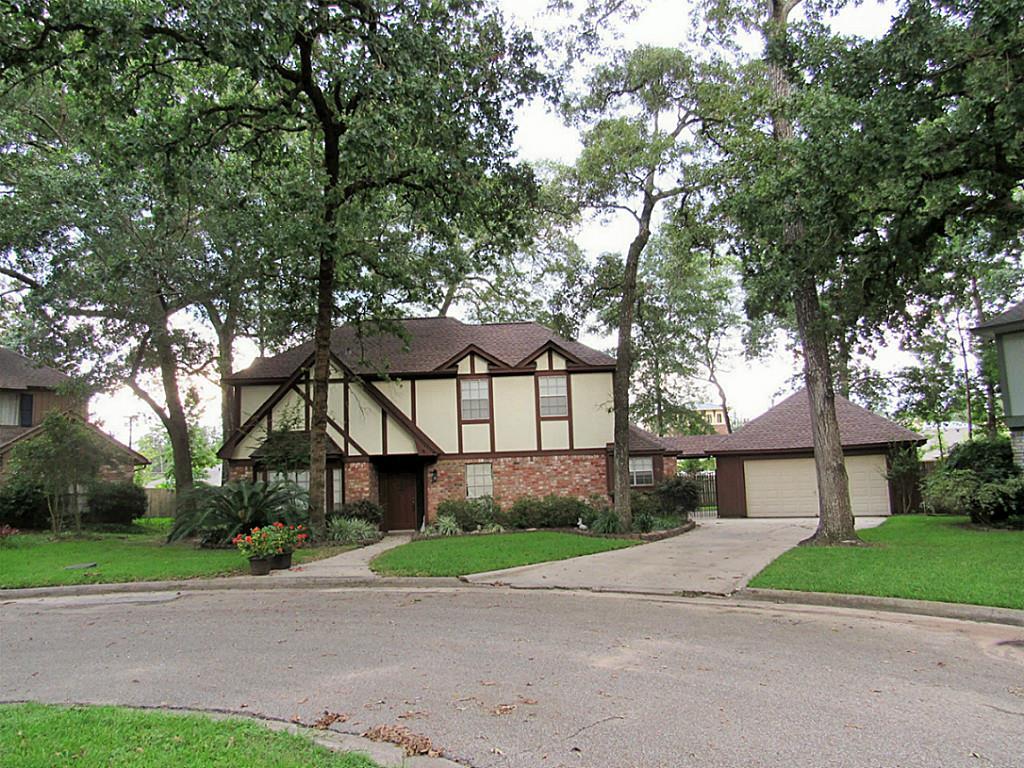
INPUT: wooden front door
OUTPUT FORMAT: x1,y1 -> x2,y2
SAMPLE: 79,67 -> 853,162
381,469 -> 419,531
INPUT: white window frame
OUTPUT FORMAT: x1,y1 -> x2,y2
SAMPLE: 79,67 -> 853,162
465,463 -> 493,499
628,456 -> 655,487
272,469 -> 310,492
538,375 -> 569,418
460,378 -> 490,421
0,392 -> 19,426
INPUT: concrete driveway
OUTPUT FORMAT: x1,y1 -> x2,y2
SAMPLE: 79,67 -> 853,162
2,588 -> 1021,768
464,517 -> 886,595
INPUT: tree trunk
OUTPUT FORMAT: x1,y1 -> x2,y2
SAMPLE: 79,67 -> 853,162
153,304 -> 195,495
835,334 -> 852,399
652,352 -> 665,435
613,178 -> 657,530
708,367 -> 732,434
968,276 -> 998,438
794,277 -> 858,544
205,301 -> 237,484
767,0 -> 858,545
954,310 -> 974,439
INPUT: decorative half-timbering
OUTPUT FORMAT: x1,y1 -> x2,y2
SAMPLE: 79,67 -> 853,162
219,318 -> 676,530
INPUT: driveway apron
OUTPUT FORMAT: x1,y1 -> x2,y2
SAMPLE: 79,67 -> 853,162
463,517 -> 886,595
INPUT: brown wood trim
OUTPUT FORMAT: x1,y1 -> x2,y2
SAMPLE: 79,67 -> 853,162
437,447 -> 608,460
566,373 -> 575,450
350,368 -> 442,456
533,374 -> 542,450
470,354 -> 476,374
434,344 -> 507,373
233,385 -> 242,432
457,376 -> 464,454
547,349 -> 553,369
288,384 -> 368,456
218,353 -> 314,458
513,339 -> 590,369
343,378 -> 350,456
381,410 -> 388,455
304,375 -> 310,430
487,376 -> 496,452
410,378 -> 417,424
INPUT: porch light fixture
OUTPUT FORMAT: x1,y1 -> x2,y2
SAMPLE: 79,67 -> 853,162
430,469 -> 438,483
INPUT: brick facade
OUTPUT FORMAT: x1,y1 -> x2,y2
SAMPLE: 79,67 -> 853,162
227,463 -> 251,482
344,460 -> 379,504
661,456 -> 678,479
1012,429 -> 1024,470
424,452 -> 610,522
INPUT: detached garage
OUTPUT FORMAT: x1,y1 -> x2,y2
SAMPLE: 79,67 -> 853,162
671,389 -> 923,518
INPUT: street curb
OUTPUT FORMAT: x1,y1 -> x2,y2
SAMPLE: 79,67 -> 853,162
0,575 -> 467,600
735,587 -> 1024,627
0,701 -> 466,768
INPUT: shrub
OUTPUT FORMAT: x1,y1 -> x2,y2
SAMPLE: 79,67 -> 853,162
0,477 -> 49,530
945,437 -> 1016,483
332,499 -> 383,525
425,514 -> 460,536
85,481 -> 147,526
633,510 -> 655,533
920,468 -> 981,515
630,491 -> 661,521
328,516 -> 382,545
506,495 -> 593,529
653,475 -> 701,516
538,495 -> 593,527
580,495 -> 610,528
168,480 -> 309,546
590,508 -> 623,534
437,497 -> 501,531
973,475 -> 1024,528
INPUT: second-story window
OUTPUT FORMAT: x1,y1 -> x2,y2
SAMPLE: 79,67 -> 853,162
538,375 -> 568,417
460,378 -> 490,421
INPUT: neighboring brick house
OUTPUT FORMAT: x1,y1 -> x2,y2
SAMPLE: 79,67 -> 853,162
0,348 -> 148,482
219,318 -> 677,530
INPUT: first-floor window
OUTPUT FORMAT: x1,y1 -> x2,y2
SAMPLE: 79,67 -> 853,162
272,469 -> 309,492
332,467 -> 344,511
466,463 -> 493,498
628,456 -> 655,487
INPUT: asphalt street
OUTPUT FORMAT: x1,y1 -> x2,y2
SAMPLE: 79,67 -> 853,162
2,587 -> 1022,768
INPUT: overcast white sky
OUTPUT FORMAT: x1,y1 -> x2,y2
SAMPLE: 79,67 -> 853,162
92,0 -> 908,444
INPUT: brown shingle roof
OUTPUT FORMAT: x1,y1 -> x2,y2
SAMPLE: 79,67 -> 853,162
707,389 -> 922,454
609,424 -> 675,454
972,299 -> 1024,333
661,433 -> 729,458
0,347 -> 70,390
228,318 -> 615,381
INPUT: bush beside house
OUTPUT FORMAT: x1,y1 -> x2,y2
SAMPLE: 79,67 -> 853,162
921,437 -> 1023,527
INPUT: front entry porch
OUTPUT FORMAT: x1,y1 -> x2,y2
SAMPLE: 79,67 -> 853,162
374,457 -> 428,532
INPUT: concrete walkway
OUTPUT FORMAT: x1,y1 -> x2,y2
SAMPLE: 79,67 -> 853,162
275,533 -> 412,579
464,517 -> 886,596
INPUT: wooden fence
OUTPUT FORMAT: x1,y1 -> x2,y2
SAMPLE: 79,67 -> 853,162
144,488 -> 177,518
682,471 -> 718,520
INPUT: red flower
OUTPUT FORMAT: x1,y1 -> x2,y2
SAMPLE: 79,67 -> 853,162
245,536 -> 253,543
274,522 -> 284,528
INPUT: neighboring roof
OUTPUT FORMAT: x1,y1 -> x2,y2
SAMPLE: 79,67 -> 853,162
972,299 -> 1024,335
610,424 -> 676,454
227,318 -> 615,381
0,347 -> 70,390
661,433 -> 729,458
702,389 -> 922,455
0,413 -> 149,465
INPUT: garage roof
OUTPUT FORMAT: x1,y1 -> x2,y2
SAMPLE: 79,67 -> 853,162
684,389 -> 922,456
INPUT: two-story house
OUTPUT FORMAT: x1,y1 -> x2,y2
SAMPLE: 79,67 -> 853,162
0,347 -> 148,481
219,318 -> 677,530
693,403 -> 730,435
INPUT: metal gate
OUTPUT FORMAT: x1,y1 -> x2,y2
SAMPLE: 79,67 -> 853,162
686,471 -> 718,521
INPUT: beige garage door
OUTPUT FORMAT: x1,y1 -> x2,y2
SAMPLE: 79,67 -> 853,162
744,455 -> 891,517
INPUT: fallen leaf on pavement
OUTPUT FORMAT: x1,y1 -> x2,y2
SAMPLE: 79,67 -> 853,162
362,724 -> 441,757
313,711 -> 349,729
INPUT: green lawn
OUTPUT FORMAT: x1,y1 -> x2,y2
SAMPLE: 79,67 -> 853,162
748,515 -> 1024,609
0,703 -> 378,768
0,519 -> 350,589
371,530 -> 637,577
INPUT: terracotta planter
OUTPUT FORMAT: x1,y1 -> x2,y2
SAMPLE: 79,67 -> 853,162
248,556 -> 273,576
270,551 -> 293,570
